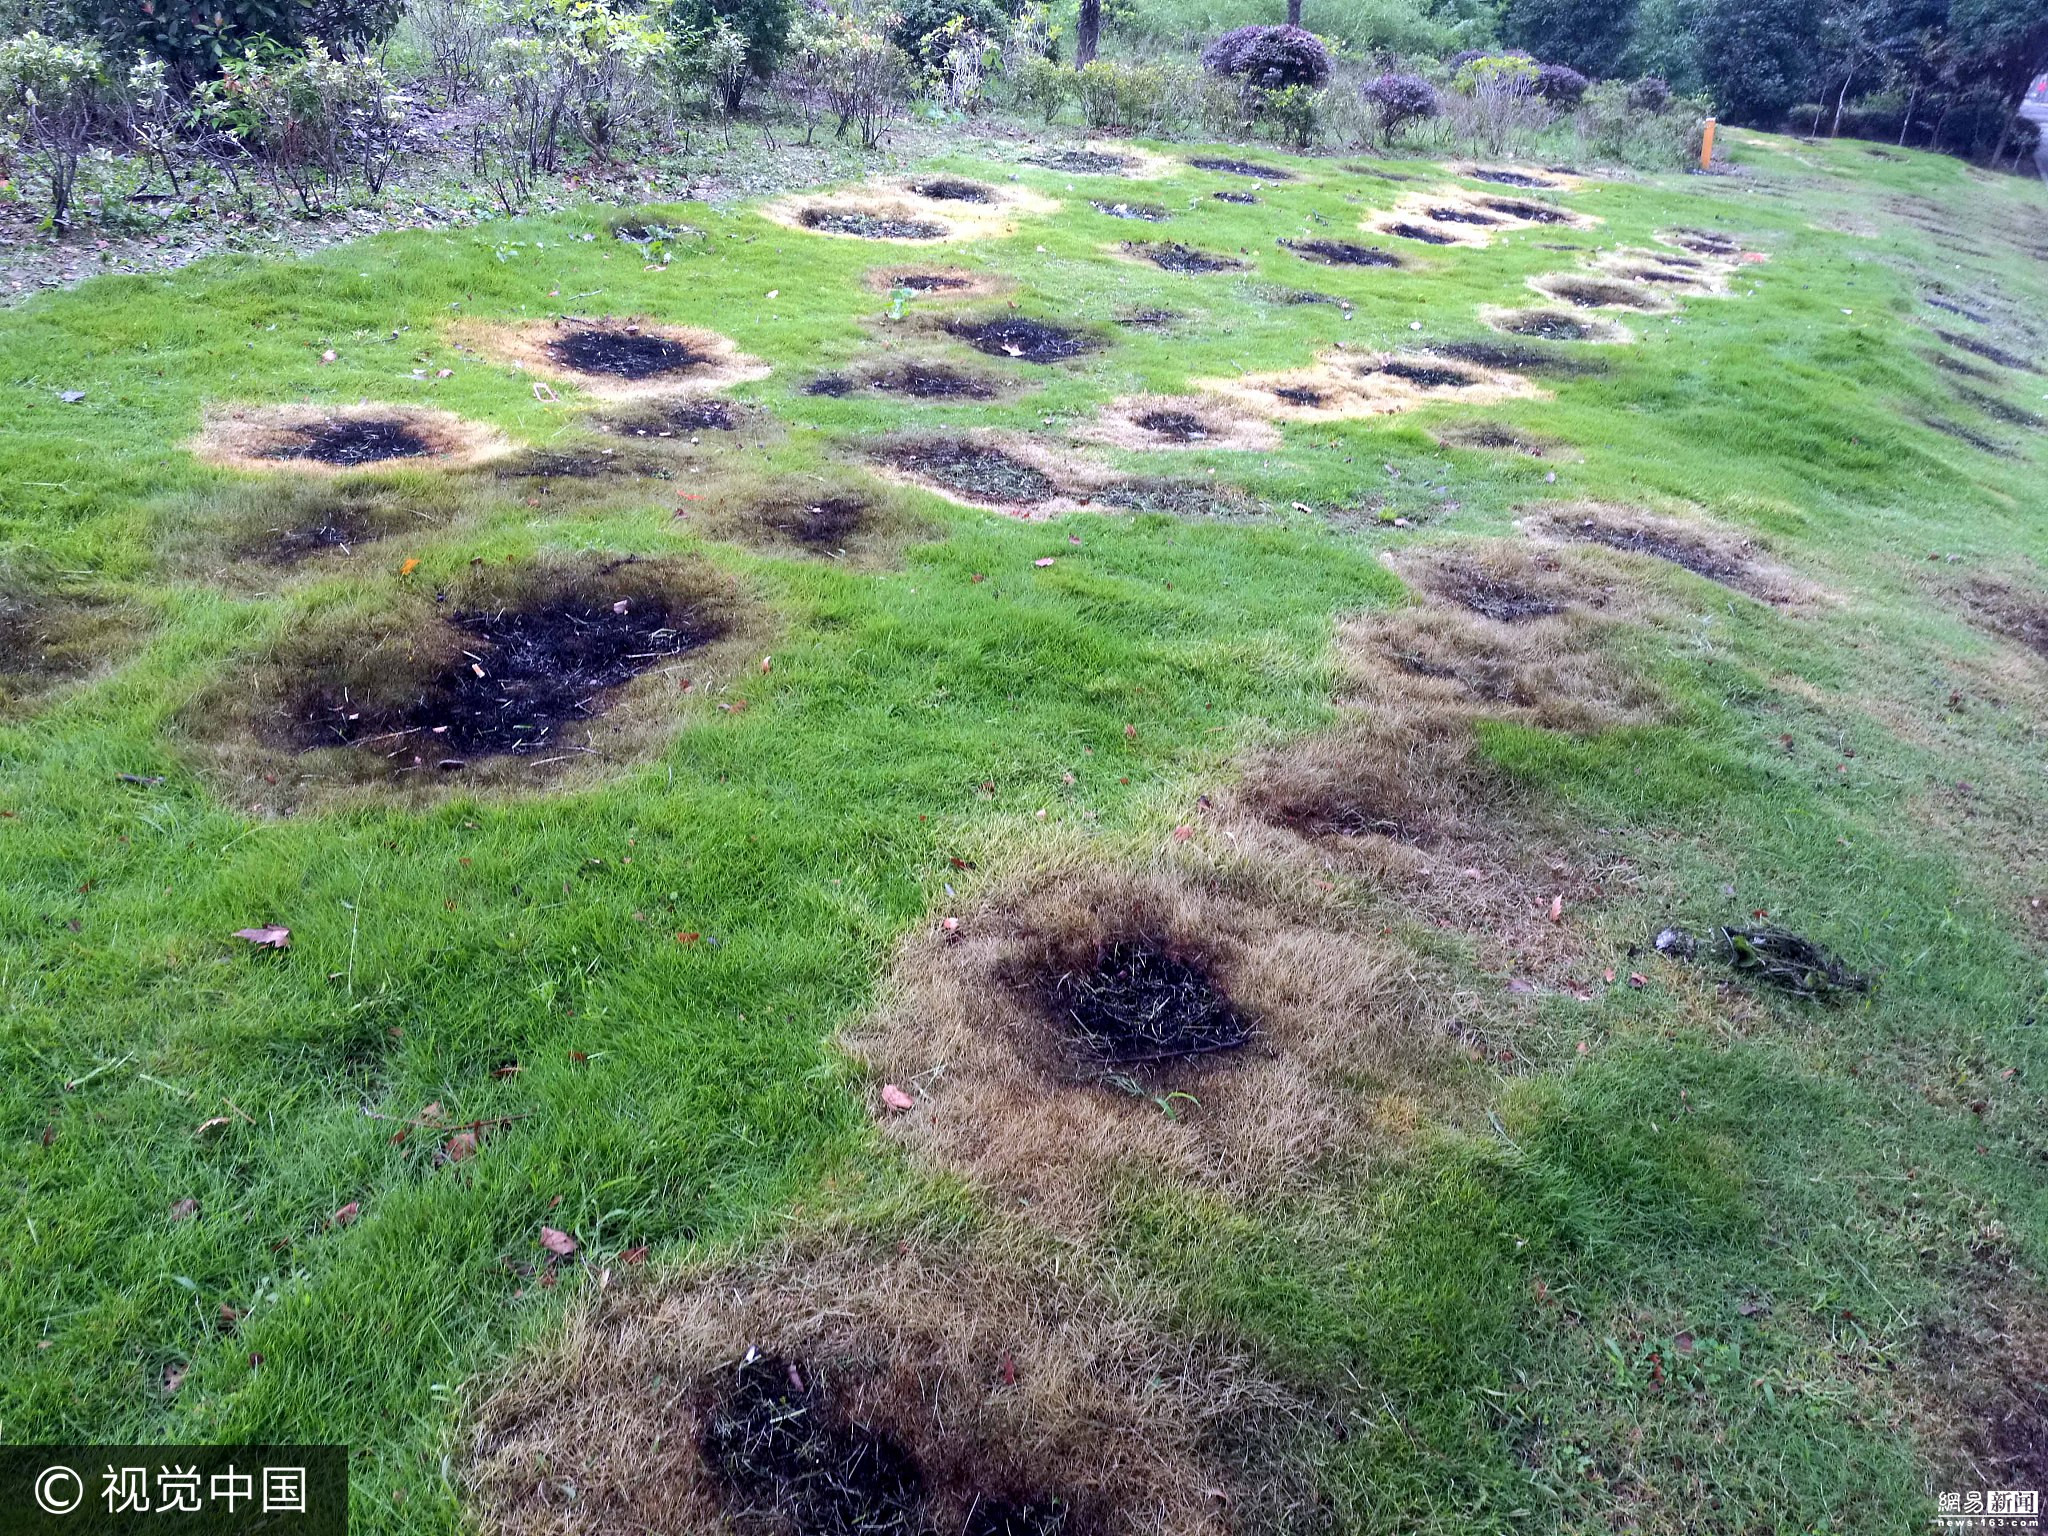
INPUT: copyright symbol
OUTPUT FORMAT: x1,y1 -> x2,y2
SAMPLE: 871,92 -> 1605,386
33,1465 -> 82,1516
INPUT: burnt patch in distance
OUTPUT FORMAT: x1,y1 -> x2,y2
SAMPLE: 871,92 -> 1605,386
909,176 -> 996,202
1125,242 -> 1244,274
800,206 -> 948,240
1189,156 -> 1294,180
943,316 -> 1100,364
1091,199 -> 1171,221
1278,238 -> 1401,268
546,326 -> 707,382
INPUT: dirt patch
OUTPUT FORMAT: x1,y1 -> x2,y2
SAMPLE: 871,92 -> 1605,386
1080,395 -> 1281,453
1932,352 -> 2002,384
1278,238 -> 1400,268
189,556 -> 753,800
942,315 -> 1101,365
1531,504 -> 1804,604
1213,190 -> 1259,205
1434,422 -> 1564,457
907,176 -> 996,202
1529,274 -> 1674,313
694,476 -> 922,563
1465,167 -> 1560,189
1482,306 -> 1632,344
191,403 -> 512,476
1425,204 -> 1501,226
1121,241 -> 1244,274
1197,347 -> 1545,423
0,586 -> 141,713
1370,358 -> 1482,389
1926,293 -> 1992,324
1935,330 -> 2040,374
468,1232 -> 1302,1536
1959,577 -> 2048,661
1593,249 -> 1730,296
494,446 -> 662,481
742,494 -> 872,549
1188,156 -> 1294,180
1091,199 -> 1172,221
864,265 -> 1008,302
802,205 -> 948,240
461,318 -> 768,401
804,374 -> 857,398
1020,143 -> 1177,179
851,860 -> 1442,1218
867,360 -> 1004,400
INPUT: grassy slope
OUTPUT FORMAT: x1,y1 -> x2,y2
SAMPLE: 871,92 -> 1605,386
1,128 -> 2044,1533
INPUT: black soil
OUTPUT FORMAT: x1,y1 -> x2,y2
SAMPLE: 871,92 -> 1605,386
1023,149 -> 1131,174
496,449 -> 654,480
1213,190 -> 1259,205
1038,936 -> 1257,1069
547,327 -> 707,381
1562,517 -> 1749,586
909,176 -> 995,202
1481,197 -> 1572,224
963,1498 -> 1072,1536
1434,340 -> 1597,375
1932,352 -> 2001,384
1130,242 -> 1243,274
1439,570 -> 1563,622
1190,156 -> 1293,180
612,397 -> 739,436
273,417 -> 432,467
1922,415 -> 2014,456
1497,309 -> 1603,341
1926,294 -> 1992,324
870,362 -> 999,400
753,495 -> 873,548
1279,239 -> 1400,268
1427,205 -> 1501,225
1133,409 -> 1210,441
1372,359 -> 1477,389
291,583 -> 721,759
1115,308 -> 1180,329
1470,168 -> 1557,188
1272,385 -> 1328,407
895,272 -> 970,292
1666,227 -> 1740,255
1958,388 -> 2046,430
1544,276 -> 1659,310
1385,222 -> 1460,245
1092,199 -> 1171,221
799,207 -> 947,240
1936,330 -> 2039,374
879,439 -> 1058,504
261,505 -> 383,564
700,1353 -> 922,1536
1618,265 -> 1695,285
805,374 -> 857,398
944,316 -> 1098,364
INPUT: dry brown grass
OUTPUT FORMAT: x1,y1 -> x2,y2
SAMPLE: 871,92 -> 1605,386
0,581 -> 148,715
1194,347 -> 1545,424
466,1226 -> 1310,1536
456,318 -> 770,402
1078,395 -> 1283,454
1526,273 -> 1677,314
189,402 -> 516,475
761,180 -> 1059,245
176,552 -> 767,815
689,471 -> 935,565
847,856 -> 1452,1228
1521,501 -> 1822,607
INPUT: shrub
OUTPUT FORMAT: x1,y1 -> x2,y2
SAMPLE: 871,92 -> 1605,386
1533,62 -> 1588,104
1258,81 -> 1323,146
1627,74 -> 1672,112
1574,76 -> 1707,166
1199,25 -> 1330,91
1073,57 -> 1196,132
1011,51 -> 1070,121
1445,51 -> 1555,156
0,30 -> 105,226
408,0 -> 501,103
888,0 -> 1007,68
661,0 -> 794,90
68,0 -> 403,82
1360,69 -> 1437,140
194,39 -> 407,212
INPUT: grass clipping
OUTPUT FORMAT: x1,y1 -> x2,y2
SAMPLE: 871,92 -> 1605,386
467,1228 -> 1304,1536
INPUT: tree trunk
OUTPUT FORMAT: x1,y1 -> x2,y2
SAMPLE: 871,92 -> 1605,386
1830,69 -> 1852,137
1286,0 -> 1301,25
1075,0 -> 1099,68
1898,85 -> 1915,146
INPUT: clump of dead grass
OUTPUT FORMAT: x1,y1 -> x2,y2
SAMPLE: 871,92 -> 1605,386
1523,502 -> 1816,606
0,582 -> 146,714
467,1227 -> 1306,1536
691,474 -> 931,563
848,858 -> 1448,1225
458,318 -> 769,401
190,403 -> 514,475
1079,395 -> 1281,453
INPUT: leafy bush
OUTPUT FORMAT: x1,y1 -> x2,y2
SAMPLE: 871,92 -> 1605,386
67,0 -> 404,83
888,0 -> 1007,68
1074,56 -> 1196,132
1533,62 -> 1588,104
1361,68 -> 1437,140
785,10 -> 908,148
1627,73 -> 1672,112
1011,51 -> 1070,120
661,0 -> 793,89
1258,81 -> 1323,146
477,0 -> 665,178
0,29 -> 105,226
407,0 -> 501,102
195,39 -> 407,211
1573,75 -> 1707,166
1199,25 -> 1330,91
1445,52 -> 1556,156
1693,0 -> 1821,127
1499,0 -> 1635,79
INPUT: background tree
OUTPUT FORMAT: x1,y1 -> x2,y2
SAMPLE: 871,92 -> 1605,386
1499,0 -> 1638,79
1076,0 -> 1100,68
1695,0 -> 1822,123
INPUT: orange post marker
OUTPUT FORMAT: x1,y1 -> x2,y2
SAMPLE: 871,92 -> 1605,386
1699,116 -> 1717,171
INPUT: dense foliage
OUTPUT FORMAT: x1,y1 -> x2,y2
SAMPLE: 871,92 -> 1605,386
1198,24 -> 1331,90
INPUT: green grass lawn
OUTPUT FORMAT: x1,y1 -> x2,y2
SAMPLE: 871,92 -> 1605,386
3,128 -> 2045,1534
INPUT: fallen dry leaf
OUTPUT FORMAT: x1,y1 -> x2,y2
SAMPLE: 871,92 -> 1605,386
231,925 -> 291,950
169,1198 -> 198,1221
540,1225 -> 578,1257
443,1130 -> 478,1162
332,1201 -> 360,1227
621,1244 -> 650,1265
880,1084 -> 915,1113
194,1116 -> 231,1138
1547,893 -> 1563,923
400,557 -> 420,576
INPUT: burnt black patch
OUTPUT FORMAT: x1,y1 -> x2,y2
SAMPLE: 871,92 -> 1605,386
0,591 -> 127,701
288,581 -> 722,759
1133,409 -> 1210,441
751,494 -> 873,549
1190,156 -> 1294,180
1544,277 -> 1660,310
1385,222 -> 1459,245
1926,294 -> 1992,324
799,207 -> 947,240
1496,309 -> 1604,341
1618,265 -> 1695,285
262,508 -> 381,564
495,448 -> 653,480
1439,422 -> 1549,455
700,1353 -> 922,1536
1957,388 -> 2045,430
869,362 -> 999,400
895,272 -> 970,292
1427,205 -> 1500,225
1372,359 -> 1477,389
1110,478 -> 1260,519
1479,196 -> 1572,225
610,397 -> 740,436
1213,190 -> 1259,205
1128,242 -> 1243,274
1272,385 -> 1327,406
1935,330 -> 2039,374
1470,168 -> 1557,188
1433,340 -> 1595,375
1933,352 -> 2001,384
1092,199 -> 1171,221
1921,415 -> 2015,457
963,1497 -> 1072,1536
272,417 -> 432,468
1115,307 -> 1180,329
1665,227 -> 1740,255
1440,571 -> 1563,622
547,328 -> 707,381
944,316 -> 1098,364
879,439 -> 1059,504
909,176 -> 995,202
1038,936 -> 1256,1070
1023,149 -> 1131,174
1279,238 -> 1400,268
805,374 -> 857,398
1561,518 -> 1749,586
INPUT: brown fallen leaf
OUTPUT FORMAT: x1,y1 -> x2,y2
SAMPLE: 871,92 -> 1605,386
621,1244 -> 650,1265
194,1116 -> 232,1138
880,1084 -> 916,1113
232,925 -> 291,950
443,1130 -> 479,1162
169,1198 -> 199,1221
1547,893 -> 1563,923
540,1225 -> 578,1257
333,1201 -> 361,1227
